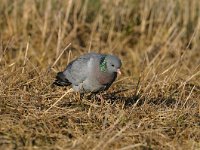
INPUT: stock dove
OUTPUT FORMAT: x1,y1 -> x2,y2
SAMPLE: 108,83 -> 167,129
53,52 -> 122,96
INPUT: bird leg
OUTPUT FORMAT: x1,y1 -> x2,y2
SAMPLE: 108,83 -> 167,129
96,93 -> 105,107
79,93 -> 84,101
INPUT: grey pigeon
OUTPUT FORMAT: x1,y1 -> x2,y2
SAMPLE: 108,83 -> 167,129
54,52 -> 122,95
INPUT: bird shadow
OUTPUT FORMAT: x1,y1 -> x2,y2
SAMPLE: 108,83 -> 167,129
58,88 -> 177,109
84,89 -> 142,108
95,89 -> 177,108
103,89 -> 143,107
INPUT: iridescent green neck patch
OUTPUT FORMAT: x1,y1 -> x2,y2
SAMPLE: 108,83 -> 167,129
100,56 -> 107,72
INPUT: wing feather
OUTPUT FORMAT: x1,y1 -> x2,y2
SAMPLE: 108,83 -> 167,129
63,53 -> 99,85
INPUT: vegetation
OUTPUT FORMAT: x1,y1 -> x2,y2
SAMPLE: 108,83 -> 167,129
0,0 -> 200,149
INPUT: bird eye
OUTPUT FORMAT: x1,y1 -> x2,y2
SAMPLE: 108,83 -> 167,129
111,64 -> 114,67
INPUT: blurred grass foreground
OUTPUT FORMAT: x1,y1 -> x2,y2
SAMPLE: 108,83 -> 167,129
0,0 -> 200,149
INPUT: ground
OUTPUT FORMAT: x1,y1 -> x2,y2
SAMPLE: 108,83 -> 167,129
0,0 -> 200,150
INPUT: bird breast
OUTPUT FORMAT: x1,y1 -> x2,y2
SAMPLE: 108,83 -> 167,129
97,72 -> 115,85
88,58 -> 115,85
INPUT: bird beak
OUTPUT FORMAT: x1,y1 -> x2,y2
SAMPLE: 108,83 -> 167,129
117,69 -> 121,75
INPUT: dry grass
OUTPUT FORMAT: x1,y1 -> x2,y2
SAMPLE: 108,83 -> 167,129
0,0 -> 200,149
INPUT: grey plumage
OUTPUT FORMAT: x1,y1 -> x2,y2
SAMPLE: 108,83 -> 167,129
53,52 -> 122,94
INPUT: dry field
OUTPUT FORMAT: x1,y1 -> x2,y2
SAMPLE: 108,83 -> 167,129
0,0 -> 200,149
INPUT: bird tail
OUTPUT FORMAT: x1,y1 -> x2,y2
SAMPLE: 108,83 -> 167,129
53,72 -> 71,86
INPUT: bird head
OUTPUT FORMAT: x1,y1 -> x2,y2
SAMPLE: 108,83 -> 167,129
100,55 -> 122,75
